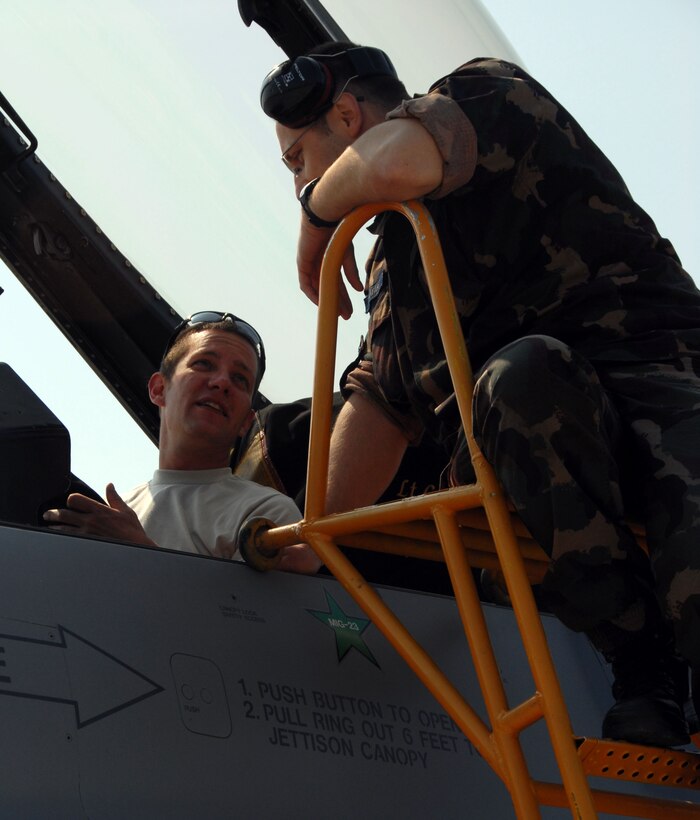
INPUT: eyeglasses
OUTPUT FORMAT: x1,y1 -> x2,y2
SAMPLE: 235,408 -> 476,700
163,311 -> 266,385
280,121 -> 318,175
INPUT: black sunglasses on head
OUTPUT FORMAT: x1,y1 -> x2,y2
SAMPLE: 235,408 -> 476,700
163,311 -> 266,386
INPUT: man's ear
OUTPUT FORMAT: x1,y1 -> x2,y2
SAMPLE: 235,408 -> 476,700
327,91 -> 364,139
238,408 -> 255,437
148,372 -> 166,408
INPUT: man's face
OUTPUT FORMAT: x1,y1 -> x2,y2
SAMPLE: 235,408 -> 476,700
277,119 -> 351,197
149,329 -> 257,460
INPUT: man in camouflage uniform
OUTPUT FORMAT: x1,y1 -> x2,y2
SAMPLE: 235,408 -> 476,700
261,42 -> 700,746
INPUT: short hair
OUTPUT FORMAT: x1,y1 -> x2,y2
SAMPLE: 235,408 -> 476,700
307,40 -> 409,114
160,321 -> 259,392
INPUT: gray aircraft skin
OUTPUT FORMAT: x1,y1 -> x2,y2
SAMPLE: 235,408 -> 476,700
1,520 -> 698,818
0,521 -> 669,818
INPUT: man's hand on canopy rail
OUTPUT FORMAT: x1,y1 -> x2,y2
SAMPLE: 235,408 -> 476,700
239,516 -> 323,575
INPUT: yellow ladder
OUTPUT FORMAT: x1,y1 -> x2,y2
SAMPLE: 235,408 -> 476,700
240,201 -> 700,819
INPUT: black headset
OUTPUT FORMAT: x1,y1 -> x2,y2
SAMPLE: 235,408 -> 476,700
260,46 -> 397,129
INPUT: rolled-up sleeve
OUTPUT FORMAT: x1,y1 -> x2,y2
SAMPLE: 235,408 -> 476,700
386,93 -> 477,199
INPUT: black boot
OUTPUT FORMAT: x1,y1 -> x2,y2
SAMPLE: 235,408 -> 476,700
601,635 -> 690,747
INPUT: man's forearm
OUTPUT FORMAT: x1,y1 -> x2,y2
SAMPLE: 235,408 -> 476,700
310,119 -> 443,223
325,392 -> 409,514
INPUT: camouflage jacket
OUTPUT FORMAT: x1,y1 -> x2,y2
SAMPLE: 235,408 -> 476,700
343,58 -> 700,445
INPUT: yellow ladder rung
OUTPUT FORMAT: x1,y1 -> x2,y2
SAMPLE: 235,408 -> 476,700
498,693 -> 546,735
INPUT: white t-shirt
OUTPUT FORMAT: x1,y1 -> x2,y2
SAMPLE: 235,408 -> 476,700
123,468 -> 301,560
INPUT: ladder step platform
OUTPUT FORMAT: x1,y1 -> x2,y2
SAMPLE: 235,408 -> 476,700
577,737 -> 700,789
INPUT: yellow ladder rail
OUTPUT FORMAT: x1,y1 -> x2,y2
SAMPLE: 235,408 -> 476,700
240,201 -> 699,819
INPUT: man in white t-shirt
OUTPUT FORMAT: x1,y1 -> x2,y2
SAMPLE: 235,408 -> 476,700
44,312 -> 318,574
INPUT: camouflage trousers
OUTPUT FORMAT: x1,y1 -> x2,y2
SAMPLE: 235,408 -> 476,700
450,335 -> 700,669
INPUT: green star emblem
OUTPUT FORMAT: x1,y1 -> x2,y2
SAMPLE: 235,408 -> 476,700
307,589 -> 379,667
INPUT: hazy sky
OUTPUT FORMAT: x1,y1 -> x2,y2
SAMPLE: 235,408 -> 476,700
0,0 -> 697,495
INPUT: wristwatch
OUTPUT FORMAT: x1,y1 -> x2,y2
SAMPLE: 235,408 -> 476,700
298,177 -> 340,229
